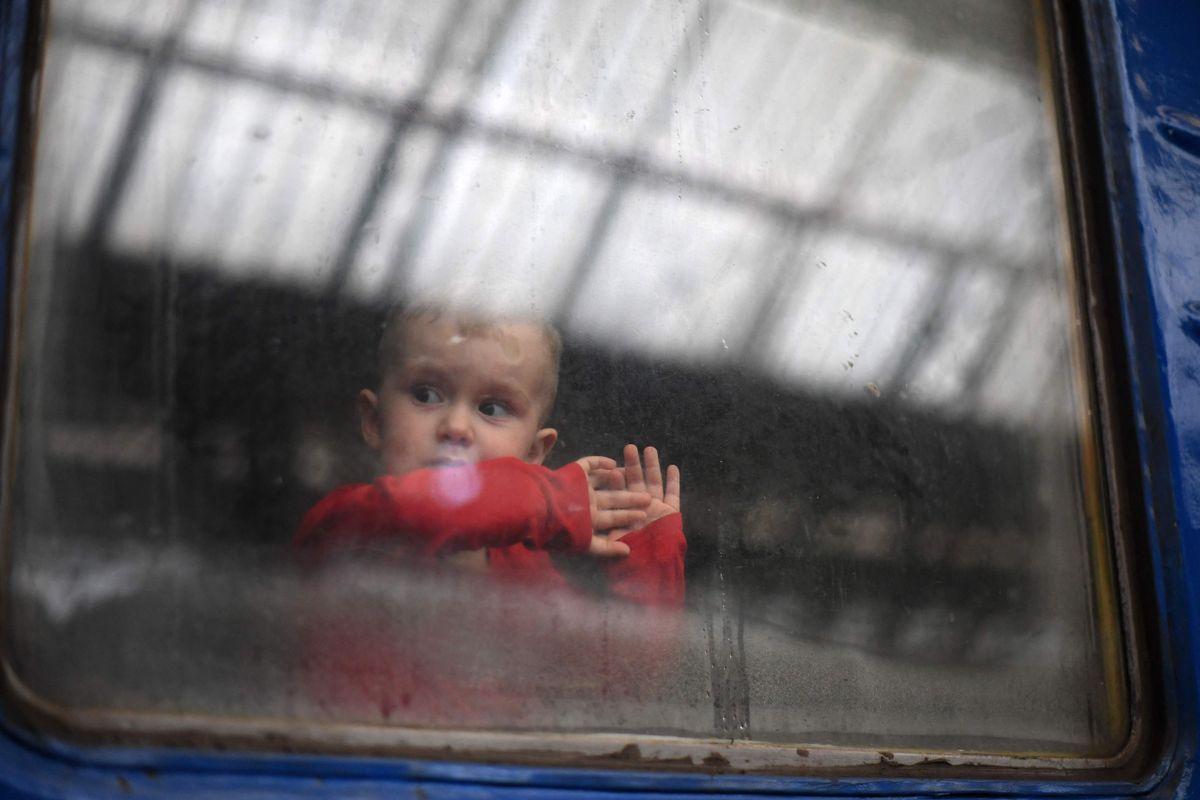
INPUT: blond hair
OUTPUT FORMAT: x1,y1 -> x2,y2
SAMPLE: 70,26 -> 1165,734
377,303 -> 562,424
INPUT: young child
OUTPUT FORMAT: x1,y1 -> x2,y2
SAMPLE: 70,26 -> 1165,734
294,305 -> 686,603
292,304 -> 686,723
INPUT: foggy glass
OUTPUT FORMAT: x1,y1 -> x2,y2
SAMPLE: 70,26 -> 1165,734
5,0 -> 1126,758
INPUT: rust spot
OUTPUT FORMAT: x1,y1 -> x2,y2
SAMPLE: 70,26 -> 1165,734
795,748 -> 809,757
702,751 -> 731,768
879,751 -> 897,766
913,757 -> 953,767
116,775 -> 132,794
608,744 -> 642,761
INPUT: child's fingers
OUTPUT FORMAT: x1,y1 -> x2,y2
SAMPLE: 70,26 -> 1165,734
587,467 -> 624,490
594,489 -> 651,509
604,468 -> 627,490
665,464 -> 681,511
594,508 -> 647,531
576,455 -> 617,474
643,446 -> 664,498
622,443 -> 647,492
587,534 -> 630,559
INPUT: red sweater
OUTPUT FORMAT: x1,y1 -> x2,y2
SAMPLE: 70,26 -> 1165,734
293,457 -> 686,723
295,457 -> 685,605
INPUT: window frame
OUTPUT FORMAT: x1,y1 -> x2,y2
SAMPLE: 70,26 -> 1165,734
0,0 -> 1195,795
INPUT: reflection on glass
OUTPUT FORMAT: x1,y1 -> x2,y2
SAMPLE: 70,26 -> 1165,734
7,0 -> 1124,758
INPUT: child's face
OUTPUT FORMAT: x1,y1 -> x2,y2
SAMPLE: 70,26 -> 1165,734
358,315 -> 558,476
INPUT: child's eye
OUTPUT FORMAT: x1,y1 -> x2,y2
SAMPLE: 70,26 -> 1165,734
478,400 -> 512,419
410,385 -> 443,404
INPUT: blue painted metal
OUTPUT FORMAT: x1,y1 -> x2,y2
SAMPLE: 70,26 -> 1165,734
1080,0 -> 1200,798
1,0 -> 1199,796
0,0 -> 29,346
0,720 -> 1166,800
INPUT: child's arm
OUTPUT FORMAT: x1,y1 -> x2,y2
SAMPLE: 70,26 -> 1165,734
602,445 -> 687,607
295,456 -> 650,561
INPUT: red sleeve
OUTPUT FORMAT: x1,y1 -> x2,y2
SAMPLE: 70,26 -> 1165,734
603,513 -> 686,607
294,458 -> 593,560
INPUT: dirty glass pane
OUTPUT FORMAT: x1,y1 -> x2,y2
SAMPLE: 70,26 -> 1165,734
5,0 -> 1126,759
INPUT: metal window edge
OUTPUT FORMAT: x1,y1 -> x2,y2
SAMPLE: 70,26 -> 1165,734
0,0 -> 1192,797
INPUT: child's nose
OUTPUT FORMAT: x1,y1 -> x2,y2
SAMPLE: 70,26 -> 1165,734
437,403 -> 474,444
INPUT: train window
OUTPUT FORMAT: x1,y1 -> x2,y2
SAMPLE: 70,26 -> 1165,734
4,0 -> 1137,771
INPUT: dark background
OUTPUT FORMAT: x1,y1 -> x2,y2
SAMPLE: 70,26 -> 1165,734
36,246 -> 1047,667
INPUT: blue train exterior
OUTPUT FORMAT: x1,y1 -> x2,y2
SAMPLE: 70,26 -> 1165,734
0,1 -> 1198,797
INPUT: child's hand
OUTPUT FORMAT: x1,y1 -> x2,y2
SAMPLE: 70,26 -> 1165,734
607,445 -> 682,539
574,456 -> 651,558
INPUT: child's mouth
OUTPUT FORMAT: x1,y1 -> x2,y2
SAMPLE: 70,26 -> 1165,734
428,455 -> 474,468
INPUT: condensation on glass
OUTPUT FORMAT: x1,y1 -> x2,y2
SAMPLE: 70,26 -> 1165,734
3,0 -> 1128,762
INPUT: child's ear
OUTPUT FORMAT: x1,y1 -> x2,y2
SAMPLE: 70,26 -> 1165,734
357,389 -> 382,450
526,427 -> 558,465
